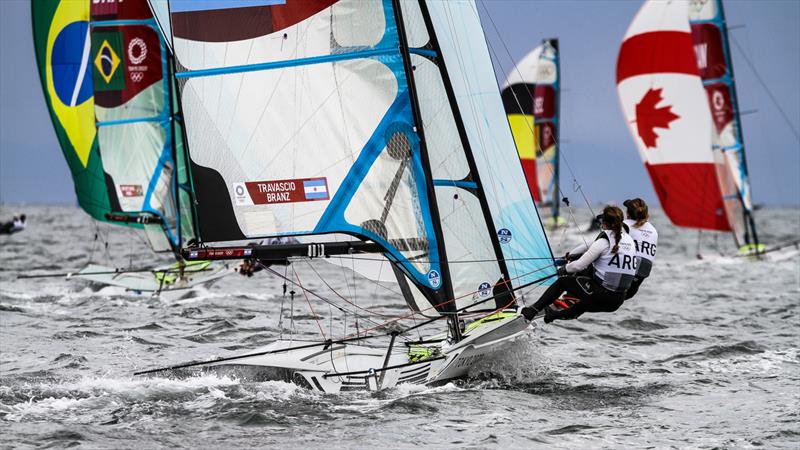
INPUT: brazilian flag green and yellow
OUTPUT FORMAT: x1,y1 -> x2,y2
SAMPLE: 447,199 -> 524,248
31,0 -> 114,222
91,31 -> 125,92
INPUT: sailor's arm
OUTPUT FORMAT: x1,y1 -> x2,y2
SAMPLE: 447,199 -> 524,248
566,242 -> 589,260
565,239 -> 607,273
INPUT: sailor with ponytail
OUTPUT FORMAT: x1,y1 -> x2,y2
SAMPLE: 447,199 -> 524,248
623,198 -> 658,299
521,205 -> 637,322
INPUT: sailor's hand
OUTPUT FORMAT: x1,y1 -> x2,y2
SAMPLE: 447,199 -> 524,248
554,257 -> 567,267
556,266 -> 569,277
238,260 -> 255,277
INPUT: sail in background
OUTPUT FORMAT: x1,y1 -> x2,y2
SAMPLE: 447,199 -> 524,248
501,39 -> 561,223
32,1 -> 109,222
32,0 -> 193,251
157,0 -> 554,315
688,0 -> 755,247
617,0 -> 735,236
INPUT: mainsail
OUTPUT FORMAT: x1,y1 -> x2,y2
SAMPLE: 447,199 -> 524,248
156,0 -> 555,317
32,0 -> 195,252
501,39 -> 561,223
616,0 -> 758,248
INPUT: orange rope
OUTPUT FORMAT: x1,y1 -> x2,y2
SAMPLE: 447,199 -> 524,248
293,267 -> 327,341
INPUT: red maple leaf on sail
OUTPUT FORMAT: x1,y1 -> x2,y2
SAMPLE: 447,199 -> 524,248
635,88 -> 680,148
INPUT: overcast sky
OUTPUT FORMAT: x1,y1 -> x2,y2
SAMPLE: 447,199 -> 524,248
1,0 -> 798,207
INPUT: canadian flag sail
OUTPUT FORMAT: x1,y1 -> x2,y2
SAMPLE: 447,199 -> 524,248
617,0 -> 757,248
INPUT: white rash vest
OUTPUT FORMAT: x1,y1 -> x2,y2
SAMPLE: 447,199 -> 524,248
566,229 -> 638,292
624,219 -> 658,278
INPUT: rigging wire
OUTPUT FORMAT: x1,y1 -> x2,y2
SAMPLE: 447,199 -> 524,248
258,261 -> 392,329
730,36 -> 800,142
303,260 -> 393,318
277,264 -> 289,340
343,263 -> 555,340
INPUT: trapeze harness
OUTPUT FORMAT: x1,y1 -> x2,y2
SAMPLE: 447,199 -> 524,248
533,229 -> 638,321
623,219 -> 658,300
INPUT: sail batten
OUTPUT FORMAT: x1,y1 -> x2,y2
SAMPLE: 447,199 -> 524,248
175,48 -> 401,79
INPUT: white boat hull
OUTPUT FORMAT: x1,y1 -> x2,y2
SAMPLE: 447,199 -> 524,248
172,313 -> 531,393
73,262 -> 233,300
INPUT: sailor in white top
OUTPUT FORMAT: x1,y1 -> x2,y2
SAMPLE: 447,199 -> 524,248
521,206 -> 637,322
622,198 -> 658,299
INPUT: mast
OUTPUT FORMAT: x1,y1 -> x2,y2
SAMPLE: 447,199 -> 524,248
163,0 -> 201,245
550,38 -> 561,223
162,24 -> 181,255
716,0 -> 759,249
391,0 -> 459,336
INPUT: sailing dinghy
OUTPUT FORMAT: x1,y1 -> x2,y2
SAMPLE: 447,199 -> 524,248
616,0 -> 777,258
502,39 -> 564,229
137,0 -> 558,391
31,0 -> 231,296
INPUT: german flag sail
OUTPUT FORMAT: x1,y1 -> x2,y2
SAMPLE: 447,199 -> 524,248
501,39 -> 561,226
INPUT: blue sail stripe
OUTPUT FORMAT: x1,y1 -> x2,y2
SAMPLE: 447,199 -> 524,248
433,180 -> 477,190
176,48 -> 399,79
97,116 -> 165,127
409,48 -> 437,58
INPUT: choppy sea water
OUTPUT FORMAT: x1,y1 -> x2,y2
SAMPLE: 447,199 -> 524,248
0,204 -> 798,449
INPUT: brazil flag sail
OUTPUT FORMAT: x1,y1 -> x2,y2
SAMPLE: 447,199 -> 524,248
32,0 -> 195,251
32,1 -> 107,221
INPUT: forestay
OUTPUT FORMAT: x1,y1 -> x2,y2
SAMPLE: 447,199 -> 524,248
158,0 -> 555,316
501,39 -> 561,222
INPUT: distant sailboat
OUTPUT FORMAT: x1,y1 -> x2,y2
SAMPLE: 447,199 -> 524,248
502,39 -> 564,228
138,0 -> 558,391
616,0 -> 762,256
31,0 -> 230,295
